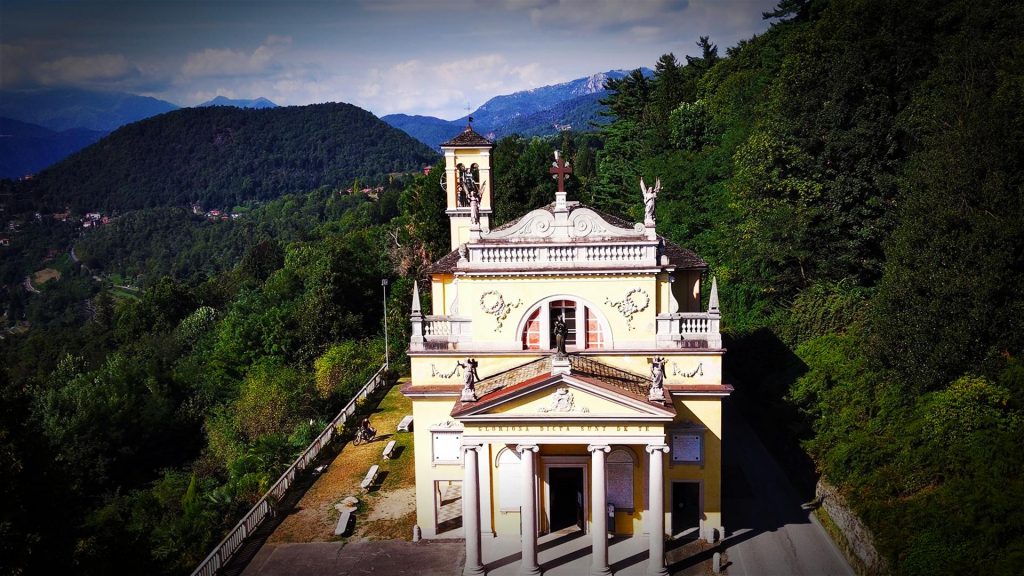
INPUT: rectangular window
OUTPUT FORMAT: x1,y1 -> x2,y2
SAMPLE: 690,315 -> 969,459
550,300 -> 577,348
432,431 -> 463,464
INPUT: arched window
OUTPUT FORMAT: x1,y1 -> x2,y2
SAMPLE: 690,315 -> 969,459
606,448 -> 635,511
496,448 -> 522,511
522,308 -> 541,350
520,298 -> 608,351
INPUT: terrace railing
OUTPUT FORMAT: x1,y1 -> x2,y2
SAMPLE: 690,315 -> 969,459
191,363 -> 389,576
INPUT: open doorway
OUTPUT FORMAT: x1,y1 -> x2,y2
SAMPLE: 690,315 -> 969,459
671,481 -> 701,539
435,480 -> 463,535
548,467 -> 584,532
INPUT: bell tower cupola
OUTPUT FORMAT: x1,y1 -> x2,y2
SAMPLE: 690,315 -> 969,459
440,118 -> 493,250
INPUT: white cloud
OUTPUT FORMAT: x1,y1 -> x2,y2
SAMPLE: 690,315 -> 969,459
34,53 -> 138,86
498,0 -> 689,34
350,54 -> 562,118
181,36 -> 292,79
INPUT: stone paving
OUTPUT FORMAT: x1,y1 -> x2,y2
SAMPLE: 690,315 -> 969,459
242,540 -> 466,576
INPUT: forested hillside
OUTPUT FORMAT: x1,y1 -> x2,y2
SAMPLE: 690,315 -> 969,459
23,103 -> 436,212
585,1 -> 1023,574
0,162 -> 445,575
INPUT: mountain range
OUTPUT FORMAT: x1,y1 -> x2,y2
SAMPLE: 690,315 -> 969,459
0,88 -> 180,132
381,68 -> 652,148
198,96 -> 278,109
0,69 -> 650,181
0,117 -> 108,180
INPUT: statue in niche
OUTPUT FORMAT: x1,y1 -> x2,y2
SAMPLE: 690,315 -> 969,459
458,357 -> 479,402
553,313 -> 568,357
640,176 -> 661,227
649,356 -> 666,403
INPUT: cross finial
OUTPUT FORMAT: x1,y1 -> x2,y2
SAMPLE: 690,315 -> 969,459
549,150 -> 573,193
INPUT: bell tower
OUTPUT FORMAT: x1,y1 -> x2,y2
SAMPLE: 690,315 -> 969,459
440,119 -> 493,250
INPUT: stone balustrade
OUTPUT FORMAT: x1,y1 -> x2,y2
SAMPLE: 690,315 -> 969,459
655,312 -> 722,349
462,241 -> 658,271
411,315 -> 473,350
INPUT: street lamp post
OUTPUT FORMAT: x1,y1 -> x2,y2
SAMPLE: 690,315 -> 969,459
381,278 -> 389,368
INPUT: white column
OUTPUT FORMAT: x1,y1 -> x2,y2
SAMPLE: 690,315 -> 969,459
463,444 -> 485,576
588,444 -> 612,576
646,444 -> 670,576
517,444 -> 541,576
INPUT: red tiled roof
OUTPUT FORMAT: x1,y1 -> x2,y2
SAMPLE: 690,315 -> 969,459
450,355 -> 675,417
441,126 -> 492,147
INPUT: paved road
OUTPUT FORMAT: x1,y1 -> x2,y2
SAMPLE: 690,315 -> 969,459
719,400 -> 854,576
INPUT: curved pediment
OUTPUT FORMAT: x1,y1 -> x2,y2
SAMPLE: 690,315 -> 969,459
483,205 -> 646,242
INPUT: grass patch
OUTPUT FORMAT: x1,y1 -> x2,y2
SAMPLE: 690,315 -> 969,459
266,380 -> 416,543
32,268 -> 61,286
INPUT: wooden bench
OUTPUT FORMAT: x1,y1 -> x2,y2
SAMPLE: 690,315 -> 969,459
397,415 -> 413,432
360,464 -> 380,490
334,509 -> 353,536
382,440 -> 397,459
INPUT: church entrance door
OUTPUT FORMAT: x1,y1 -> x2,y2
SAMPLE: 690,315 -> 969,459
672,481 -> 701,538
548,467 -> 584,532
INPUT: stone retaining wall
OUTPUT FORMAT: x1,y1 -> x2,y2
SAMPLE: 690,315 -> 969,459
816,478 -> 888,576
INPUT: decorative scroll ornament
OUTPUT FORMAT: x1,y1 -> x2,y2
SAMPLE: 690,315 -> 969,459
537,387 -> 590,413
479,290 -> 522,330
431,362 -> 463,379
672,362 -> 704,378
605,288 -> 650,330
482,207 -> 644,241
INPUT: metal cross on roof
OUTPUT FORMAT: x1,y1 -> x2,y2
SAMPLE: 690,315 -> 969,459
549,150 -> 573,193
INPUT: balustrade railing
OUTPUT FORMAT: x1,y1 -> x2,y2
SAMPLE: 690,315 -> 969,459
656,312 -> 722,349
464,241 -> 657,269
191,363 -> 389,576
411,315 -> 472,351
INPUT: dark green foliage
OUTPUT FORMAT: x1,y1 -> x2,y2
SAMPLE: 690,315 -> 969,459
26,103 -> 437,212
595,1 -> 1024,573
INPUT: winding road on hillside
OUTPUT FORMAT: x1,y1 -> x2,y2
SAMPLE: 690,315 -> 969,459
716,400 -> 854,576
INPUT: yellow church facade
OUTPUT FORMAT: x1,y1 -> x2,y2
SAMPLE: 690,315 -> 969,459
402,125 -> 730,576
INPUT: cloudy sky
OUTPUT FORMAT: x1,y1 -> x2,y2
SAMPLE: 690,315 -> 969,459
1,0 -> 778,119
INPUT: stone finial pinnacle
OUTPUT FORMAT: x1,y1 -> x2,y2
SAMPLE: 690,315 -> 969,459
411,280 -> 422,315
708,276 -> 720,314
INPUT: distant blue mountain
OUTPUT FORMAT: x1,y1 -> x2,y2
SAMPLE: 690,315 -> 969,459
0,88 -> 179,132
198,96 -> 278,109
0,117 -> 108,179
382,68 -> 653,149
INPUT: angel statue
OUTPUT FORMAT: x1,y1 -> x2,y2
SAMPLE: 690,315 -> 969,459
649,356 -> 667,403
458,357 -> 479,402
640,177 -> 661,227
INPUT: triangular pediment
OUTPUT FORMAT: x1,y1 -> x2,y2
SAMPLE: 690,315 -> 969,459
453,373 -> 675,422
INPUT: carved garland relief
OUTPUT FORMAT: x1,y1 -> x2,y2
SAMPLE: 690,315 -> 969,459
605,288 -> 650,330
672,362 -> 704,378
479,290 -> 522,330
430,362 -> 463,379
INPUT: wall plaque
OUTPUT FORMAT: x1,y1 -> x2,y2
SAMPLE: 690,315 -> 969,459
671,432 -> 702,463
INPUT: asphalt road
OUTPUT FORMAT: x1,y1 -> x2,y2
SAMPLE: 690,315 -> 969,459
720,400 -> 855,576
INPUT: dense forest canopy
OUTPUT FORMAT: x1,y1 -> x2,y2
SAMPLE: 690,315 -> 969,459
586,1 -> 1024,574
1,1 -> 1022,575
